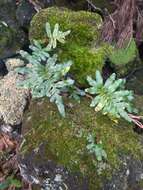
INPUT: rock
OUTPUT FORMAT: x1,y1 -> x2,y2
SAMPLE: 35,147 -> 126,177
126,68 -> 143,95
29,7 -> 112,86
103,156 -> 143,190
70,0 -> 115,12
0,71 -> 29,126
18,144 -> 88,189
5,58 -> 25,72
0,59 -> 8,78
16,0 -> 36,30
0,0 -> 27,58
21,96 -> 143,189
46,0 -> 115,12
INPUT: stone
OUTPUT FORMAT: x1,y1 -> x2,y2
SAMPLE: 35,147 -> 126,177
21,96 -> 143,189
16,0 -> 36,29
0,0 -> 27,59
0,71 -> 29,126
5,58 -> 25,72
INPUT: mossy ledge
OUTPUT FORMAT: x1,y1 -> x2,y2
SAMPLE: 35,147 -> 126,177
21,97 -> 143,189
29,7 -> 112,87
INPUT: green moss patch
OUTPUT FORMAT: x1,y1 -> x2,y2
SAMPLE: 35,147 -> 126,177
29,7 -> 112,86
22,97 -> 143,189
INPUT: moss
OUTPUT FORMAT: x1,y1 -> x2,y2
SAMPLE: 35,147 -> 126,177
60,42 -> 112,86
22,97 -> 143,189
29,7 -> 112,86
109,39 -> 142,77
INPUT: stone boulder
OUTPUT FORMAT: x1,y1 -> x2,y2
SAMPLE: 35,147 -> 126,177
0,0 -> 27,59
21,96 -> 143,189
0,70 -> 29,126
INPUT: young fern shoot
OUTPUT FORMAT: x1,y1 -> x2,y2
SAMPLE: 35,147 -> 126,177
19,22 -> 71,65
45,22 -> 71,49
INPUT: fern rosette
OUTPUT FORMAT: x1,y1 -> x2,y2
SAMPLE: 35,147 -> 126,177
85,71 -> 137,122
17,55 -> 74,117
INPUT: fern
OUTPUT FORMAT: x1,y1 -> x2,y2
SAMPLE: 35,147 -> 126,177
19,22 -> 71,64
17,54 -> 74,117
45,22 -> 71,49
85,70 -> 137,122
20,40 -> 50,64
17,22 -> 73,117
109,39 -> 137,65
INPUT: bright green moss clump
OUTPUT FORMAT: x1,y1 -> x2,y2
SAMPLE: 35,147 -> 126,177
22,97 -> 143,189
109,39 -> 141,76
29,7 -> 112,86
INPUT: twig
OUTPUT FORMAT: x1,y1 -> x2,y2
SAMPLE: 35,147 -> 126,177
104,8 -> 116,29
29,0 -> 41,12
86,0 -> 103,15
85,93 -> 93,100
128,114 -> 143,128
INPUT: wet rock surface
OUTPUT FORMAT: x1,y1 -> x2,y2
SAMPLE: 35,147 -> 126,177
103,156 -> 143,190
126,68 -> 143,95
0,0 -> 27,58
16,0 -> 36,30
18,144 -> 89,190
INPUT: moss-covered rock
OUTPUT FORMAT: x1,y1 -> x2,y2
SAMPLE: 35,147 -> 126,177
29,7 -> 112,86
21,97 -> 143,189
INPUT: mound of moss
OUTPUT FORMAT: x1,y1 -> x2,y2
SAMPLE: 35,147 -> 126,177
109,39 -> 141,77
29,7 -> 112,86
21,97 -> 143,189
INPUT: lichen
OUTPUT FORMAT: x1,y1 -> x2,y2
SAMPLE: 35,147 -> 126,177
29,7 -> 112,86
22,97 -> 143,189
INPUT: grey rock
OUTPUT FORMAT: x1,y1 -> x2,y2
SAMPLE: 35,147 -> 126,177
5,58 -> 25,72
103,156 -> 143,190
0,0 -> 27,58
0,71 -> 29,125
16,0 -> 36,29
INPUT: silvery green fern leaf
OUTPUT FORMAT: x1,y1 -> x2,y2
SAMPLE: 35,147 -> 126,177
85,70 -> 136,122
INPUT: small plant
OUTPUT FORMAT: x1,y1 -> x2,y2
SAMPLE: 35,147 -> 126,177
45,22 -> 71,49
17,22 -> 74,117
69,86 -> 85,103
86,133 -> 107,162
85,70 -> 137,122
19,22 -> 71,65
17,54 -> 74,117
